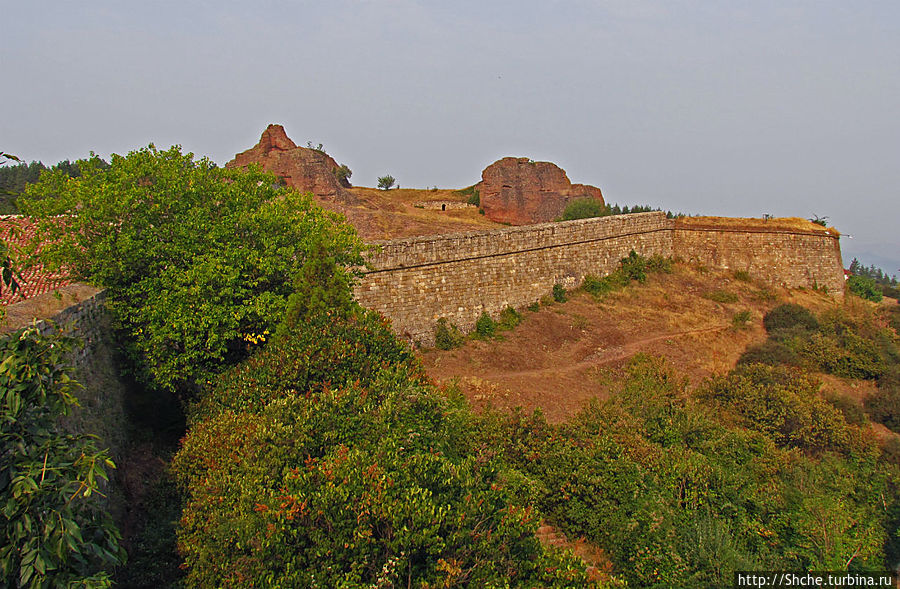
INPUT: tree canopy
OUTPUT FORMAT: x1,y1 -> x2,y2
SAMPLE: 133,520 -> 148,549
377,174 -> 396,190
20,145 -> 363,394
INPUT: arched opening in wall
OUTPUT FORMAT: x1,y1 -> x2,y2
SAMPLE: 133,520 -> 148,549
441,204 -> 446,211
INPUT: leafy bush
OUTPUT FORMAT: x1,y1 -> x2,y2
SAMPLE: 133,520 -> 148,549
763,303 -> 820,333
699,364 -> 856,454
738,339 -> 802,367
377,174 -> 396,190
175,310 -> 595,588
732,310 -> 753,327
21,146 -> 363,394
887,305 -> 900,335
881,436 -> 900,465
704,290 -> 739,304
475,311 -> 496,338
733,269 -> 752,282
580,274 -> 603,295
582,272 -> 628,297
848,275 -> 883,302
497,306 -> 522,331
192,308 -> 425,423
580,254 -> 673,300
560,198 -> 608,221
802,331 -> 885,380
824,392 -> 867,426
619,250 -> 648,283
552,283 -> 567,303
645,254 -> 674,274
467,190 -> 480,206
332,163 -> 352,186
0,327 -> 125,588
865,385 -> 900,433
434,317 -> 465,350
880,365 -> 900,390
474,356 -> 892,588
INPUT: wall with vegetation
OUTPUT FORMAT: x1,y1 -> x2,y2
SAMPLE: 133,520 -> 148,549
355,212 -> 674,344
6,290 -> 129,461
354,212 -> 846,344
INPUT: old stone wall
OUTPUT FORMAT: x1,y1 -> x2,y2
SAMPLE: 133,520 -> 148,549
3,288 -> 129,483
673,222 -> 845,294
36,290 -> 109,367
354,212 -> 846,345
354,212 -> 674,344
413,201 -> 476,211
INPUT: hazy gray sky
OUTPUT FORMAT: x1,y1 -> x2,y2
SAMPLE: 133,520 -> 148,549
3,1 -> 898,272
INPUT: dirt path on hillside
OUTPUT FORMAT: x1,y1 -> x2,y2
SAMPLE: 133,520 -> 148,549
425,319 -> 734,422
498,324 -> 729,380
420,267 -> 844,423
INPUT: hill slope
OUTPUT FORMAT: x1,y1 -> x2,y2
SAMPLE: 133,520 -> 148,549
421,263 -> 886,427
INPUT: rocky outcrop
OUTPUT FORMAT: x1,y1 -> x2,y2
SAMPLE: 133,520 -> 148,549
226,124 -> 354,202
476,157 -> 604,225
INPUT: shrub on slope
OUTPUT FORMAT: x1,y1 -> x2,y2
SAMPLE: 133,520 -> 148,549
174,309 -> 598,588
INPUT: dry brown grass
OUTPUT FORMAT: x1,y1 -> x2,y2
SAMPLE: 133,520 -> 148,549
2,283 -> 102,332
676,215 -> 840,236
420,262 -> 843,422
329,187 -> 501,240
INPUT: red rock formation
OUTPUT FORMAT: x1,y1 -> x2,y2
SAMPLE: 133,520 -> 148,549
476,157 -> 604,225
226,124 -> 354,202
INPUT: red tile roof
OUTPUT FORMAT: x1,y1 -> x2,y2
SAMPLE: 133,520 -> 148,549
0,215 -> 74,304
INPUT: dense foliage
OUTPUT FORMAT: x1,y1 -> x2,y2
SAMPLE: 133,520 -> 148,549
434,317 -> 466,351
0,159 -> 85,214
0,327 -> 125,588
175,307 -> 599,587
763,303 -> 820,333
559,201 -> 667,222
475,311 -> 497,338
560,198 -> 607,221
581,251 -> 673,299
20,146 -> 363,394
848,275 -> 884,302
377,175 -> 396,190
849,258 -> 899,300
474,356 -> 898,588
744,303 -> 896,381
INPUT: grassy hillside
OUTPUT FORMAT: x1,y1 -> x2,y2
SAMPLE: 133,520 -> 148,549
421,260 -> 900,586
422,262 -> 865,422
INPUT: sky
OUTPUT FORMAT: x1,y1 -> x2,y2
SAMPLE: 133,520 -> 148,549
3,1 -> 898,273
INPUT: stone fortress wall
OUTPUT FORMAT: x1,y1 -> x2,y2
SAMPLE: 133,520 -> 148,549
3,213 -> 845,351
672,219 -> 845,294
353,212 -> 845,345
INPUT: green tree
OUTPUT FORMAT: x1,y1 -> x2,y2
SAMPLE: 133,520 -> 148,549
20,145 -> 363,395
377,174 -> 396,190
848,275 -> 883,302
559,198 -> 608,221
0,152 -> 22,304
277,241 -> 356,339
0,326 -> 125,588
333,163 -> 352,186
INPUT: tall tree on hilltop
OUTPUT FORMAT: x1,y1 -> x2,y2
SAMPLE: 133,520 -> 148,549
20,146 -> 364,396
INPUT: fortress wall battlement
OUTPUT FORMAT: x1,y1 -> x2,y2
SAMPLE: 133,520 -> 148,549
354,212 -> 845,346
